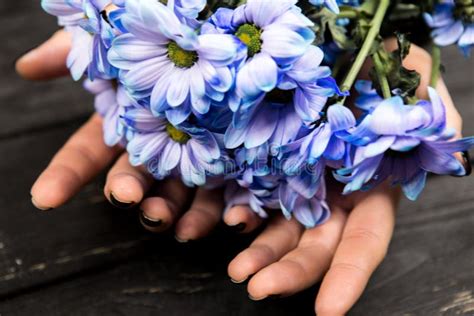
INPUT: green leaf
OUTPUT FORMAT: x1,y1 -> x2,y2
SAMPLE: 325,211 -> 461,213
369,33 -> 421,102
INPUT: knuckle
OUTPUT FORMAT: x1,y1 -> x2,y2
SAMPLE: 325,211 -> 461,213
343,228 -> 384,246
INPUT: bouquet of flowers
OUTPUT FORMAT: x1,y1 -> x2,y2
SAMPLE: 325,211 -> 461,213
41,0 -> 474,228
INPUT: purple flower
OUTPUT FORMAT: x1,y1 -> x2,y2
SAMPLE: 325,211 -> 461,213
337,86 -> 474,200
41,0 -> 118,80
108,0 -> 242,125
224,45 -> 344,151
282,104 -> 356,175
122,106 -> 225,187
424,0 -> 474,56
84,78 -> 133,146
225,170 -> 331,228
204,0 -> 315,104
224,99 -> 303,150
225,173 -> 284,220
279,175 -> 330,228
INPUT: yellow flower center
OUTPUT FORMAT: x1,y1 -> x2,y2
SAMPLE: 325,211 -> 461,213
235,24 -> 262,57
166,123 -> 191,144
167,42 -> 198,68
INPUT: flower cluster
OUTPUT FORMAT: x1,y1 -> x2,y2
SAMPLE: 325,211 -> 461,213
424,0 -> 474,56
42,0 -> 473,228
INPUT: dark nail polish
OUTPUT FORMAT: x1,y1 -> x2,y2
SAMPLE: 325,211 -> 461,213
139,212 -> 163,228
230,223 -> 246,233
462,151 -> 472,176
110,193 -> 135,209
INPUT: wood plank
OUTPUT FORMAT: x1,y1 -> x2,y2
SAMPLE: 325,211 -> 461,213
0,176 -> 472,315
0,122 -> 151,296
0,0 -> 93,138
442,46 -> 474,136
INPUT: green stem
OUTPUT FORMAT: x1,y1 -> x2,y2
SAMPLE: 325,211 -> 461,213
337,11 -> 358,19
340,0 -> 390,94
430,44 -> 441,87
373,51 -> 392,99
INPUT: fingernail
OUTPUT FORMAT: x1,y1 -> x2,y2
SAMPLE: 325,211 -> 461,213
230,277 -> 248,284
175,235 -> 190,243
110,192 -> 135,209
249,294 -> 268,301
139,212 -> 163,228
229,222 -> 246,233
462,151 -> 472,176
31,196 -> 52,211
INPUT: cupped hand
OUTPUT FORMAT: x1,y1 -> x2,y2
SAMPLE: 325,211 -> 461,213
225,41 -> 467,315
16,30 -> 262,241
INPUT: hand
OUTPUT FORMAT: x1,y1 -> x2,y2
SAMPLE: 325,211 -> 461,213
16,30 -> 264,240
225,41 -> 467,315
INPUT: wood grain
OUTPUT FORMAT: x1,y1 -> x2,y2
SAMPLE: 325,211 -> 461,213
0,2 -> 472,315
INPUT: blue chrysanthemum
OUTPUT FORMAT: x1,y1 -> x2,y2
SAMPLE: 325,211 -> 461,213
336,83 -> 474,200
224,179 -> 275,219
281,104 -> 356,175
224,45 -> 344,151
41,0 -> 118,80
204,0 -> 315,105
84,78 -> 134,146
279,174 -> 330,228
225,169 -> 330,228
108,0 -> 242,125
424,0 -> 474,56
122,106 -> 225,187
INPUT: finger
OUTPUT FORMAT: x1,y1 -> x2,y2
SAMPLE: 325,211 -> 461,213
104,153 -> 154,208
139,178 -> 194,234
315,186 -> 399,316
175,187 -> 224,242
228,215 -> 304,286
16,30 -> 71,81
31,114 -> 121,210
224,205 -> 264,233
246,206 -> 347,300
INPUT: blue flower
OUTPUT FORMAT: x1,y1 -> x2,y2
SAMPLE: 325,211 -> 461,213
224,170 -> 331,228
224,98 -> 304,151
224,45 -> 344,151
122,106 -> 225,187
233,145 -> 273,188
336,85 -> 474,200
108,0 -> 242,125
204,0 -> 315,104
225,179 -> 276,219
84,78 -> 133,146
41,0 -> 118,80
424,0 -> 474,56
279,174 -> 330,228
282,104 -> 356,175
169,0 -> 207,27
309,0 -> 361,14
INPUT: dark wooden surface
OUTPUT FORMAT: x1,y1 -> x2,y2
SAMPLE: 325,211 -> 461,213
0,1 -> 473,315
